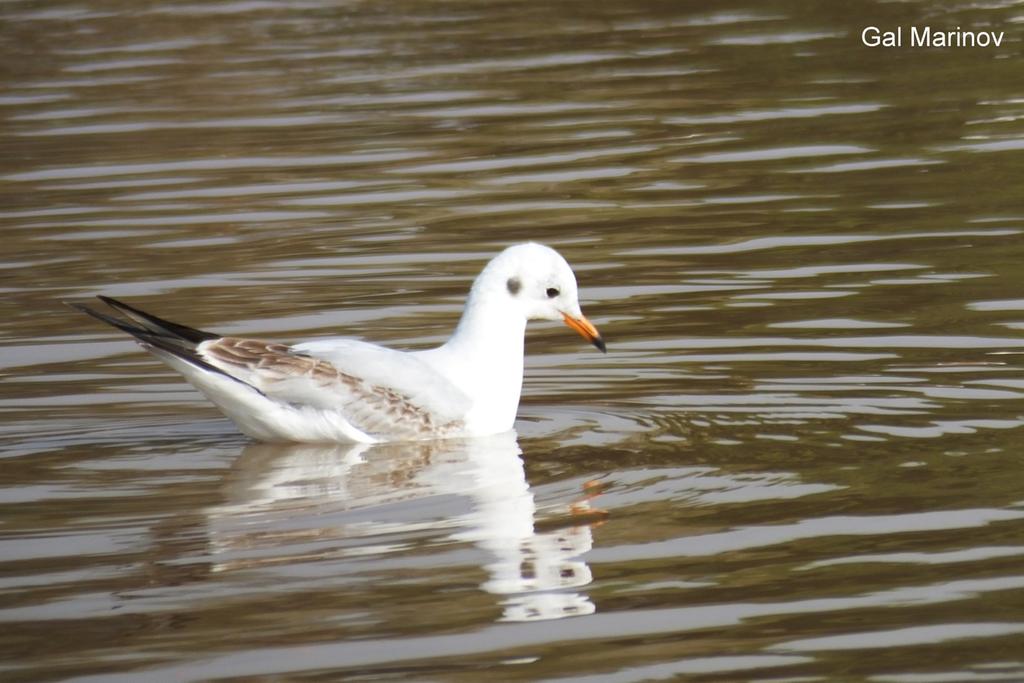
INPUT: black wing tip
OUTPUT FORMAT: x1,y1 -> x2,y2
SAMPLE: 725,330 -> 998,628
64,300 -> 90,314
68,296 -> 265,396
70,295 -> 219,344
68,299 -> 148,337
96,294 -> 127,309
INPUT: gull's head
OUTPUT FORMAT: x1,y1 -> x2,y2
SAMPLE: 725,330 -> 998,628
475,242 -> 605,352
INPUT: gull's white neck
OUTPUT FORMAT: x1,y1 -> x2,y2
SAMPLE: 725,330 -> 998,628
418,286 -> 526,435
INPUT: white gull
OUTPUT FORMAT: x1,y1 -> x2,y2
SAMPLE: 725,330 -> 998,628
71,242 -> 604,443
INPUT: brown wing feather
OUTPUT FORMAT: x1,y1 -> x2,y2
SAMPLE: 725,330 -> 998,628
202,337 -> 462,438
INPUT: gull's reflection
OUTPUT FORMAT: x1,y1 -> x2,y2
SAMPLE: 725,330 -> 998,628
207,431 -> 597,621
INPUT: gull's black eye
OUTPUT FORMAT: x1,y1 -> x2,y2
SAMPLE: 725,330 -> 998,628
546,287 -> 560,299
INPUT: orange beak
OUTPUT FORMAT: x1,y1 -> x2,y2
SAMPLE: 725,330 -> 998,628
562,312 -> 606,353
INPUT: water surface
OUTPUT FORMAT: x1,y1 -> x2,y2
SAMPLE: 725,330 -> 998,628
3,0 -> 1024,681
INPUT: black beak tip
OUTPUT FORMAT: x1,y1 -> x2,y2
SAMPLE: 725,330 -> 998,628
593,336 -> 607,353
